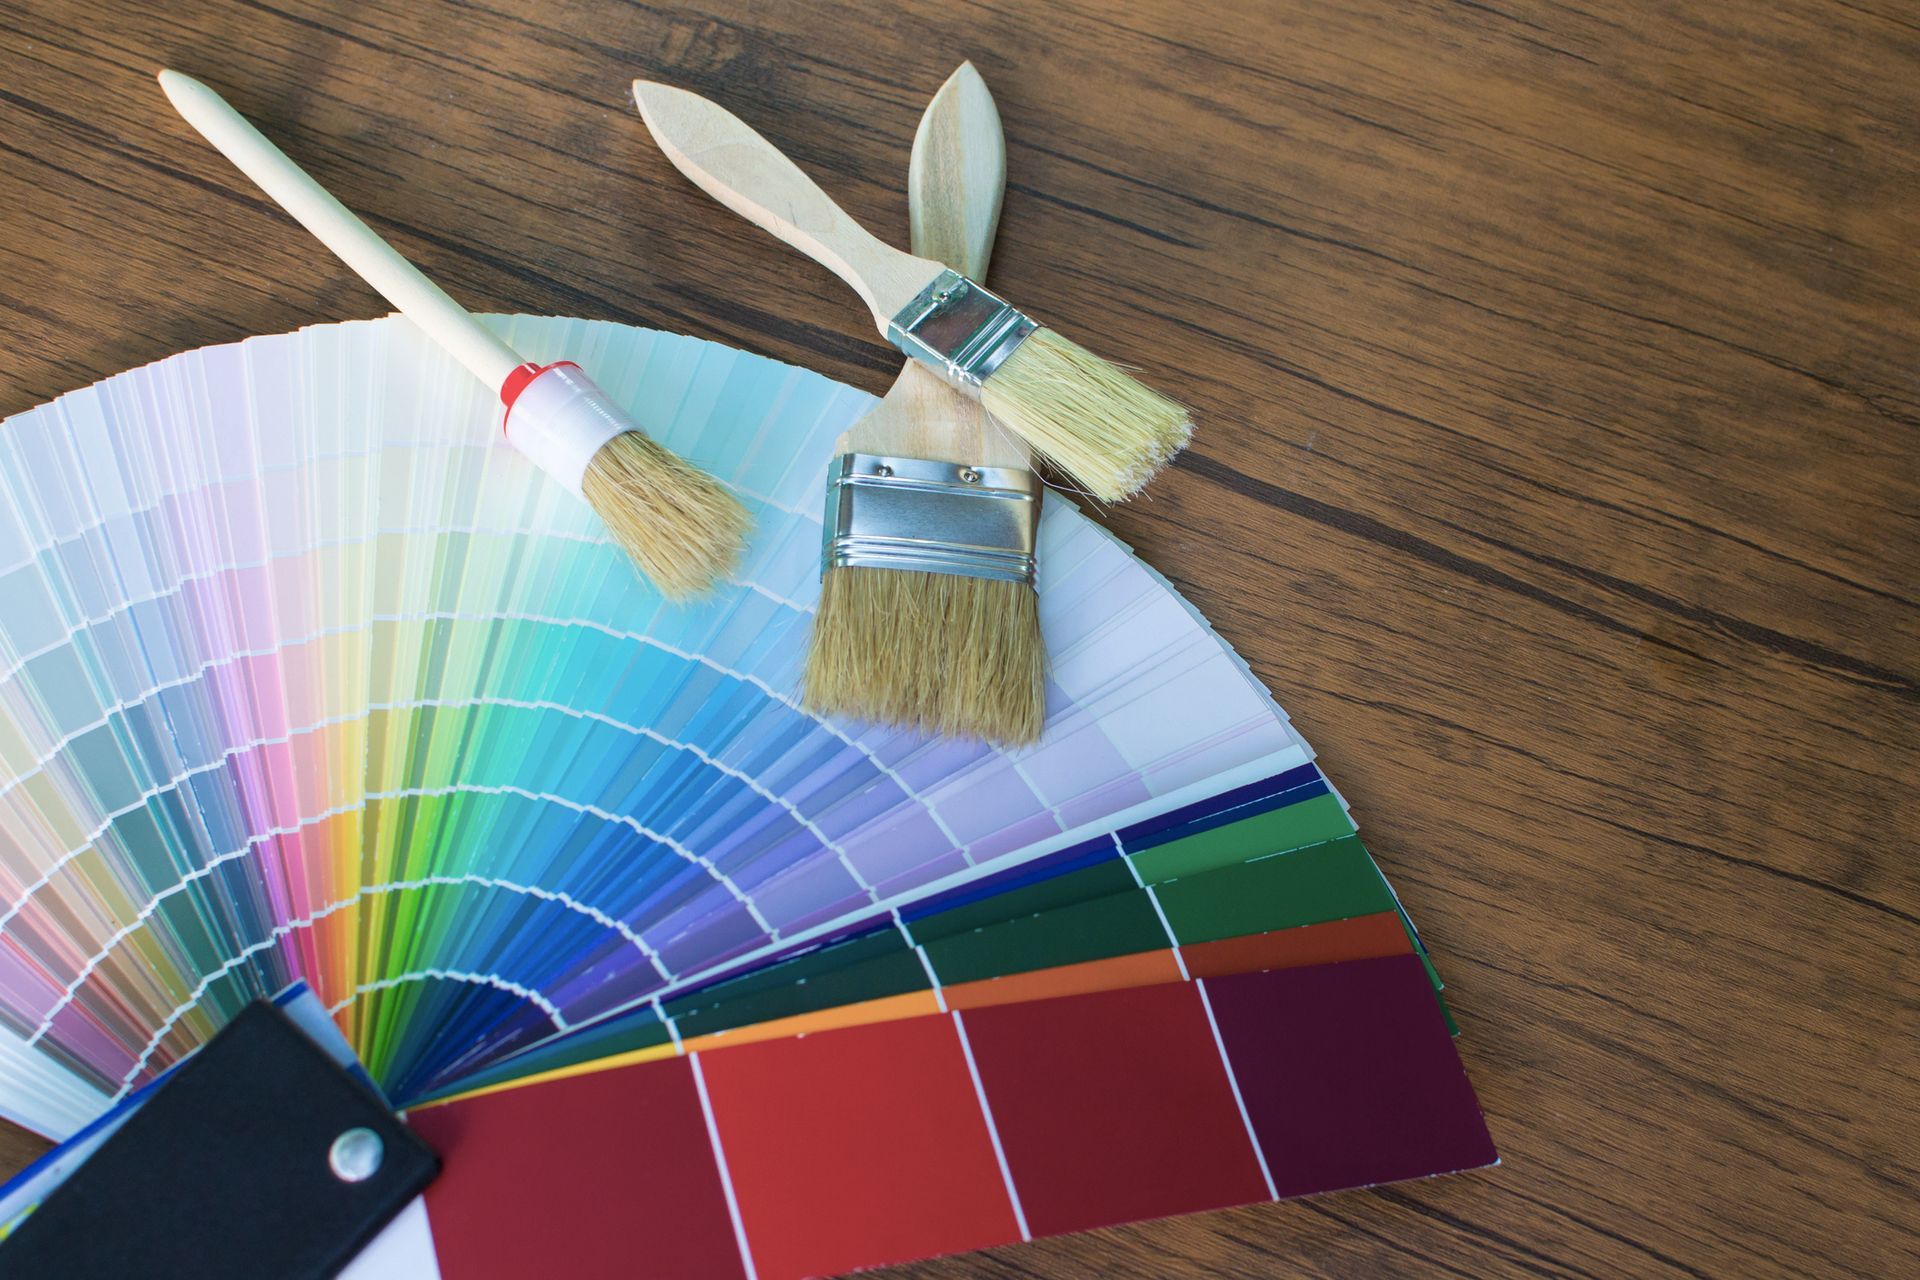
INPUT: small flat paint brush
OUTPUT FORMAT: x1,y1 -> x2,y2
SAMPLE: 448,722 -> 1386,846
805,63 -> 1046,745
161,70 -> 748,600
632,79 -> 1192,504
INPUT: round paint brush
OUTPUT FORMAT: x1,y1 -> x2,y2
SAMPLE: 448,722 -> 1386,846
805,63 -> 1047,745
159,70 -> 748,600
632,79 -> 1193,504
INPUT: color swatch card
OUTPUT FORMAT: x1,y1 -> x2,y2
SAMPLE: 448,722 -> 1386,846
401,955 -> 1493,1280
0,982 -> 363,1240
427,761 -> 1429,1100
2,1000 -> 435,1280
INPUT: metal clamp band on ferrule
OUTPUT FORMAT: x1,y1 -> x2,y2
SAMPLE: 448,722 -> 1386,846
823,453 -> 1041,584
501,364 -> 634,498
885,269 -> 1038,391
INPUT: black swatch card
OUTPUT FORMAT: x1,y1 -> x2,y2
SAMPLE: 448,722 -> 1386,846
1,1000 -> 438,1279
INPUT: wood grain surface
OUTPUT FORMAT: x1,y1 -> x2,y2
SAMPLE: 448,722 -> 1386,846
2,1 -> 1915,1275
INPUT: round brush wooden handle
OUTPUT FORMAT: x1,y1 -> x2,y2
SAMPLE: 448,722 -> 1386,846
632,79 -> 939,327
159,70 -> 523,391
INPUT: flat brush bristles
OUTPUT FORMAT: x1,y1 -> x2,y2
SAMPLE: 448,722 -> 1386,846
979,327 -> 1193,503
806,567 -> 1046,745
582,432 -> 750,601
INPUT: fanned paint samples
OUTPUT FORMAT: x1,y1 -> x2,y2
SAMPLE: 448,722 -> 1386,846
0,315 -> 1310,1136
0,318 -> 1493,1279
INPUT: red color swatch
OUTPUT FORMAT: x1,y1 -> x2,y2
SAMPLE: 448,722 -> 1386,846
412,1056 -> 745,1280
696,1013 -> 1022,1280
958,980 -> 1271,1236
1202,954 -> 1498,1198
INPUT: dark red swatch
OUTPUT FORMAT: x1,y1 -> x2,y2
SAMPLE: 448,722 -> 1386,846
697,1013 -> 1022,1280
958,980 -> 1271,1236
1202,953 -> 1498,1198
411,1056 -> 745,1280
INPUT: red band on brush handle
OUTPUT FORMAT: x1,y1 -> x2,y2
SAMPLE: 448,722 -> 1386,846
499,361 -> 582,432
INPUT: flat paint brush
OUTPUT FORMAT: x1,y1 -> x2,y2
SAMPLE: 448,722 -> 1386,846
160,69 -> 748,600
805,63 -> 1046,745
631,79 -> 1193,504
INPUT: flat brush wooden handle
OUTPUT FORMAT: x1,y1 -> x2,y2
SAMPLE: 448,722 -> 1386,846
159,70 -> 523,391
848,63 -> 1027,468
910,62 -> 1004,282
888,64 -> 1027,468
632,79 -> 938,328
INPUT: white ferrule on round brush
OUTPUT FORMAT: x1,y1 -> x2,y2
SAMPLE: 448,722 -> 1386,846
631,79 -> 1193,504
159,69 -> 748,600
805,63 -> 1047,746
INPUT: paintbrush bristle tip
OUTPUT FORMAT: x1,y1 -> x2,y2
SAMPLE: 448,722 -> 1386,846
806,567 -> 1046,746
582,432 -> 750,601
979,327 -> 1192,503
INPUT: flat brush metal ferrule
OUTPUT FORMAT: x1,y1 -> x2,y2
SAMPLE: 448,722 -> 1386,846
823,453 -> 1041,584
886,269 -> 1037,391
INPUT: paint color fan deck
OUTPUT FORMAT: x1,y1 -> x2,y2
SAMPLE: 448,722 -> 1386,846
0,317 -> 1494,1277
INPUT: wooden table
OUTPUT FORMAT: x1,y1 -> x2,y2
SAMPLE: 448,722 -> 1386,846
2,1 -> 1913,1275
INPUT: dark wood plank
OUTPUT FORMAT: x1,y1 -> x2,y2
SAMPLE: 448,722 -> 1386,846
0,1 -> 1914,1275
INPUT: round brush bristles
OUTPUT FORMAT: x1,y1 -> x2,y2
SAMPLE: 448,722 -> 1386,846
806,567 -> 1046,745
581,431 -> 751,601
978,326 -> 1193,502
